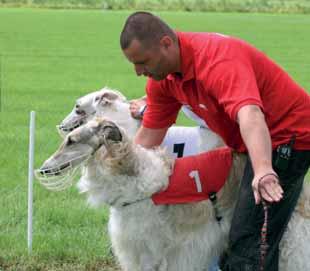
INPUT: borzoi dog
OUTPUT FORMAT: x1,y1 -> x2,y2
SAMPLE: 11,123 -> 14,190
57,87 -> 223,158
36,118 -> 310,271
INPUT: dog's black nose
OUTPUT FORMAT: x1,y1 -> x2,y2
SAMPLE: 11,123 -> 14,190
39,166 -> 51,175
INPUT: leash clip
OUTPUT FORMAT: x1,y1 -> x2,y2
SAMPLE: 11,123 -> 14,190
209,192 -> 222,224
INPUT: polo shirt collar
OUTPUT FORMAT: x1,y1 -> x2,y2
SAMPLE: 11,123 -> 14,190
167,32 -> 194,82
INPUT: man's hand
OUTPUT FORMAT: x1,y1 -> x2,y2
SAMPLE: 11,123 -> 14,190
237,105 -> 284,205
129,97 -> 147,119
252,172 -> 283,204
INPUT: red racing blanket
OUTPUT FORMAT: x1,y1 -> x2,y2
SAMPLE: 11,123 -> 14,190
152,147 -> 233,205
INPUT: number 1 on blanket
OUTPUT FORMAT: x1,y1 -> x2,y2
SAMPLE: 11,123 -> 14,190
189,170 -> 202,193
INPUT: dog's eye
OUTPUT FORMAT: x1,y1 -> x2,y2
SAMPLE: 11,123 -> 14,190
75,104 -> 86,115
75,109 -> 85,115
67,136 -> 76,146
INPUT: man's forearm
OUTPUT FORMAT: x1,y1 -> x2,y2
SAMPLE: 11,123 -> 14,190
237,105 -> 283,203
134,126 -> 168,149
238,105 -> 273,175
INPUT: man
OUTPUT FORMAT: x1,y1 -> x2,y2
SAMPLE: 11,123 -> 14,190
120,11 -> 310,270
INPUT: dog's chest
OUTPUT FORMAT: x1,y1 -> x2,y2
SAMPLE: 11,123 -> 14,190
109,204 -> 173,245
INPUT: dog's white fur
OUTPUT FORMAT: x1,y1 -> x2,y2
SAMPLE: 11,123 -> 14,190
39,117 -> 310,271
58,87 -> 224,158
80,134 -> 310,270
75,121 -> 245,271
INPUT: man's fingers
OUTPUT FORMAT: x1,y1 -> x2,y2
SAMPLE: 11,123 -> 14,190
271,182 -> 283,200
129,104 -> 138,110
252,180 -> 260,204
259,179 -> 283,202
254,190 -> 261,205
253,173 -> 283,204
259,187 -> 275,202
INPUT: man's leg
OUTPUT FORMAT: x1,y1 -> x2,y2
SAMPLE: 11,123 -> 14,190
221,150 -> 310,271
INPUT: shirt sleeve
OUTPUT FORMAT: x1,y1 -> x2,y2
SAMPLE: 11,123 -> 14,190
207,57 -> 264,121
142,78 -> 182,129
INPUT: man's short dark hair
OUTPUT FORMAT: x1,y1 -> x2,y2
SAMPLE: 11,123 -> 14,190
120,11 -> 176,50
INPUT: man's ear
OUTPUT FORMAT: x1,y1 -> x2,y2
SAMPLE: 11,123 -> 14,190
160,35 -> 173,49
93,91 -> 119,107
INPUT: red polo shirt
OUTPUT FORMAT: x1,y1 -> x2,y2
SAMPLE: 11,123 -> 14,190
142,32 -> 310,152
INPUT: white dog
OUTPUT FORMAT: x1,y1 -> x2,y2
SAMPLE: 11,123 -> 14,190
57,87 -> 223,158
36,118 -> 310,271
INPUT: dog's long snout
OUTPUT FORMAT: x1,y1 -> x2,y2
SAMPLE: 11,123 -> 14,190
38,162 -> 70,176
58,118 -> 86,132
58,123 -> 71,132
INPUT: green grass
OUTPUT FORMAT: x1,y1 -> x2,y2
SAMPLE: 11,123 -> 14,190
0,8 -> 309,270
1,0 -> 310,14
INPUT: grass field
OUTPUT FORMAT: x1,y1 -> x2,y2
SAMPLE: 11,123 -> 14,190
1,0 -> 310,13
0,8 -> 309,271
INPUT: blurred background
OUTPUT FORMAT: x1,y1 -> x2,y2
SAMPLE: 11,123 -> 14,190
1,0 -> 310,13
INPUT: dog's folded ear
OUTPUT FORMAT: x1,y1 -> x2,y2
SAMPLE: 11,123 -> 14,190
98,121 -> 123,143
93,91 -> 119,107
104,126 -> 122,142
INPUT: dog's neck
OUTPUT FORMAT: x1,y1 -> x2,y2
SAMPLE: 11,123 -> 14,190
99,140 -> 138,176
78,141 -> 171,208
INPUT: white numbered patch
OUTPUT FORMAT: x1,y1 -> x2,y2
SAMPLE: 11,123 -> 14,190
189,170 -> 203,193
